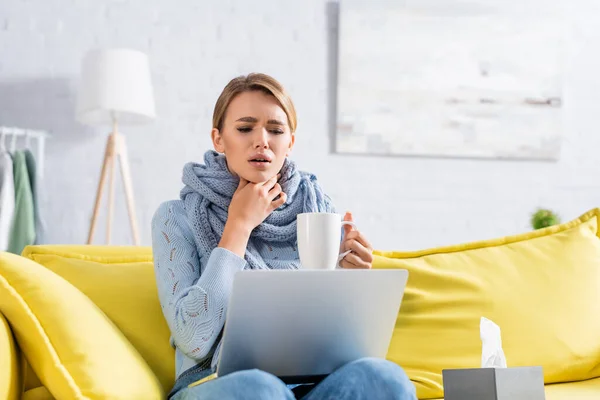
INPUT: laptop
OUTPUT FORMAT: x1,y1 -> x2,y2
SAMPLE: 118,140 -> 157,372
216,269 -> 408,383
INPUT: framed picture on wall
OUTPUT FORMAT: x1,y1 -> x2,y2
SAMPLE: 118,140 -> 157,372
336,0 -> 566,161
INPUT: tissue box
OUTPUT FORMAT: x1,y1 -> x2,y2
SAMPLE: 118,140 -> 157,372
442,366 -> 545,400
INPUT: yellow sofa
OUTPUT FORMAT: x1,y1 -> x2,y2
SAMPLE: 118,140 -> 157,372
1,208 -> 600,399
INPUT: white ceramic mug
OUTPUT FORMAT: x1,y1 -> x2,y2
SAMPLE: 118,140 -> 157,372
297,212 -> 357,270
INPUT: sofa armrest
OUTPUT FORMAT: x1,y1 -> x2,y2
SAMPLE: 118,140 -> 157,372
0,312 -> 23,400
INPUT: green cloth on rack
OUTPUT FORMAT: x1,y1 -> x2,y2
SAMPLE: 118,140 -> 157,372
24,149 -> 44,244
8,150 -> 35,255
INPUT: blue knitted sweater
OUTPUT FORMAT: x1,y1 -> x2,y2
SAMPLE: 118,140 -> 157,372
151,153 -> 336,378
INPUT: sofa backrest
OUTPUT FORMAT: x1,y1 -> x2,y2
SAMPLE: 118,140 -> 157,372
374,207 -> 600,399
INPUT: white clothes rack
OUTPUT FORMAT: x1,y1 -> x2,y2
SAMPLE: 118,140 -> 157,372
0,126 -> 49,178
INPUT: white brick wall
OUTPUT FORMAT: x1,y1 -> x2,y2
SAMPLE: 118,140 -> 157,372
1,0 -> 600,251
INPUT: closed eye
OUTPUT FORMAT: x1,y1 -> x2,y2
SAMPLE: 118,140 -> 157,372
237,126 -> 284,135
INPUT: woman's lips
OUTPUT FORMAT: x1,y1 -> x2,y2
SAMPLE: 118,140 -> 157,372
248,160 -> 271,169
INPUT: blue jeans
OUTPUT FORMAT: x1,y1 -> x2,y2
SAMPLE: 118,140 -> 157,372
169,357 -> 417,399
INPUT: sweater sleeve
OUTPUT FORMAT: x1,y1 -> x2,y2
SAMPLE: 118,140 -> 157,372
151,201 -> 247,361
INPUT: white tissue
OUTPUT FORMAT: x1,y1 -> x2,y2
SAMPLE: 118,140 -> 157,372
480,317 -> 507,368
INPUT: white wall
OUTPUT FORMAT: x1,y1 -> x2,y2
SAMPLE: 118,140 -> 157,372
1,0 -> 600,251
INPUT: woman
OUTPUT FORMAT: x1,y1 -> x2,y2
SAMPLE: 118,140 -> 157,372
151,73 -> 417,400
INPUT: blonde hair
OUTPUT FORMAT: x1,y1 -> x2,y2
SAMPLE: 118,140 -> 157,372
212,73 -> 297,133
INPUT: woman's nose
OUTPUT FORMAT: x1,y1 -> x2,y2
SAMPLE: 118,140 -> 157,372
253,129 -> 269,149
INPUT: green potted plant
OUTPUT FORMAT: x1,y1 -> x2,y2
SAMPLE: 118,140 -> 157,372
530,208 -> 561,230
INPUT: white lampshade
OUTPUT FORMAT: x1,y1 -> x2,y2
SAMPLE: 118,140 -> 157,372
76,48 -> 156,126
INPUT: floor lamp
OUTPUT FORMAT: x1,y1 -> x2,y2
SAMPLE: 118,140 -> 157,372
76,48 -> 155,245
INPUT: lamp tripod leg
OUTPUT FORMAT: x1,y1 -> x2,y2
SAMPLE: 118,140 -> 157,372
117,134 -> 141,246
87,133 -> 117,244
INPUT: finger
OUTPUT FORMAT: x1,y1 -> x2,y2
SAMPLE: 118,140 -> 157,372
340,254 -> 371,269
341,238 -> 373,264
270,192 -> 287,210
343,211 -> 354,236
344,230 -> 373,251
345,252 -> 371,269
268,183 -> 282,201
260,175 -> 279,190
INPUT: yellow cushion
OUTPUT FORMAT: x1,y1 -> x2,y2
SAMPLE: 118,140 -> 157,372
21,245 -> 175,394
24,361 -> 43,392
374,208 -> 600,399
22,387 -> 55,400
0,251 -> 164,400
546,377 -> 600,400
0,312 -> 22,400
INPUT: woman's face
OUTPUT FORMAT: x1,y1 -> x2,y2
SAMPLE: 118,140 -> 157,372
212,90 -> 295,183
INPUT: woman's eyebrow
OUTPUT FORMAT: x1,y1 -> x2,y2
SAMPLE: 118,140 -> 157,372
235,116 -> 285,126
235,116 -> 258,123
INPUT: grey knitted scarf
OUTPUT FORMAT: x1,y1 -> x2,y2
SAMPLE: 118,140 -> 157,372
180,150 -> 334,269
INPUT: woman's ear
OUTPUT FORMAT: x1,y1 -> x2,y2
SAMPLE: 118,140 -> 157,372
211,128 -> 225,153
286,133 -> 296,157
